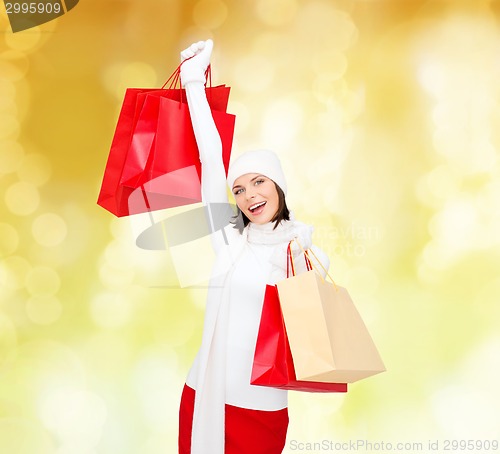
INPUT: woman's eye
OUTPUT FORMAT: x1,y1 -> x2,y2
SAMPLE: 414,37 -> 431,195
255,179 -> 265,185
234,188 -> 243,195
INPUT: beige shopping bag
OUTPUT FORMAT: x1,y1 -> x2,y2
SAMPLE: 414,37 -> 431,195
276,242 -> 385,383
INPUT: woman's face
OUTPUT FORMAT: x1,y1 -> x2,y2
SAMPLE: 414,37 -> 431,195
232,173 -> 280,225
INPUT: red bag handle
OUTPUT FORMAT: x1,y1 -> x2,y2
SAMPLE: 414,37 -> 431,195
160,60 -> 213,108
286,240 -> 312,278
161,60 -> 212,90
161,63 -> 181,89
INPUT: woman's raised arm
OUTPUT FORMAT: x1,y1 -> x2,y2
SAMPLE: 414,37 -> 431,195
180,40 -> 236,253
180,40 -> 228,206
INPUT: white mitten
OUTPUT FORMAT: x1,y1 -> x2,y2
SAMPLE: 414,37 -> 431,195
268,222 -> 314,272
180,39 -> 213,87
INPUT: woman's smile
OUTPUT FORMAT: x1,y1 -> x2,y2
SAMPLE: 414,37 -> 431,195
248,201 -> 267,215
232,173 -> 279,224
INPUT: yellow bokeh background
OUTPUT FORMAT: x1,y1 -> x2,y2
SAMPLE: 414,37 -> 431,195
1,0 -> 500,452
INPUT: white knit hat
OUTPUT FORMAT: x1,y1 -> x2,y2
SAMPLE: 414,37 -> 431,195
227,150 -> 287,195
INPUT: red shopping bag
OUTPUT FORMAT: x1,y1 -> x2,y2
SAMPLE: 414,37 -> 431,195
152,95 -> 233,182
251,284 -> 348,393
120,83 -> 232,187
97,66 -> 234,217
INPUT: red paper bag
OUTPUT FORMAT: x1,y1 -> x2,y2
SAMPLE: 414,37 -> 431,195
152,95 -> 234,182
120,93 -> 235,215
97,70 -> 234,217
120,85 -> 232,187
251,285 -> 348,393
97,87 -> 154,216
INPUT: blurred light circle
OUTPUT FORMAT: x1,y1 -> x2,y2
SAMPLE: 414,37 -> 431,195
0,48 -> 30,64
109,217 -> 131,240
193,0 -> 228,29
101,61 -> 157,100
0,79 -> 16,107
4,26 -> 42,52
261,97 -> 303,149
431,385 -> 498,436
0,57 -> 29,82
345,266 -> 379,296
80,332 -> 131,375
12,78 -> 31,123
0,419 -> 55,453
103,238 -> 136,264
32,213 -> 67,247
98,261 -> 135,290
0,98 -> 16,115
227,100 -> 250,133
297,3 -> 357,51
0,222 -> 19,256
39,388 -> 107,448
0,6 -> 8,27
417,61 -> 446,98
416,261 -> 440,285
420,241 -> 448,272
0,256 -> 32,291
25,266 -> 61,297
90,292 -> 133,328
322,180 -> 339,209
477,180 -> 500,217
458,337 -> 500,394
17,153 -> 52,186
433,121 -> 496,173
0,314 -> 17,369
469,139 -> 497,172
140,434 -> 172,453
134,346 -> 179,429
0,140 -> 24,174
26,295 -> 63,325
0,113 -> 20,139
233,55 -> 274,92
420,165 -> 461,203
312,50 -> 348,80
5,181 -> 40,216
256,0 -> 298,26
312,76 -> 345,105
252,32 -> 294,63
431,102 -> 467,128
429,197 -> 477,252
17,340 -> 86,394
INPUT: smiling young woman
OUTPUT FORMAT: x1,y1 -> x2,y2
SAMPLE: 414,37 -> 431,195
177,39 -> 330,454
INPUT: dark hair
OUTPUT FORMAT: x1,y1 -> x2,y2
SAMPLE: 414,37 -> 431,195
232,183 -> 290,233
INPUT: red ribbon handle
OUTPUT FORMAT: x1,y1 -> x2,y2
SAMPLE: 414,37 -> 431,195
161,60 -> 212,90
286,240 -> 312,278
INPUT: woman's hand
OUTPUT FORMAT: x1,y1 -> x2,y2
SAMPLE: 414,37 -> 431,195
180,39 -> 213,87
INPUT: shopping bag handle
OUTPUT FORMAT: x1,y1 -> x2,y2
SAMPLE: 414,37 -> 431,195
161,61 -> 213,90
286,241 -> 312,278
160,60 -> 213,108
161,63 -> 180,89
291,238 -> 338,290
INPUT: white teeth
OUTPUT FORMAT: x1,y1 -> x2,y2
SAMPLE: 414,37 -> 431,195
249,201 -> 266,212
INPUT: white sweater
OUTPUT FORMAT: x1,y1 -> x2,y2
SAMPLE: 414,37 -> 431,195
184,82 -> 329,453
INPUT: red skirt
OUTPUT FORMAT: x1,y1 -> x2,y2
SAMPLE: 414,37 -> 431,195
179,384 -> 288,454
